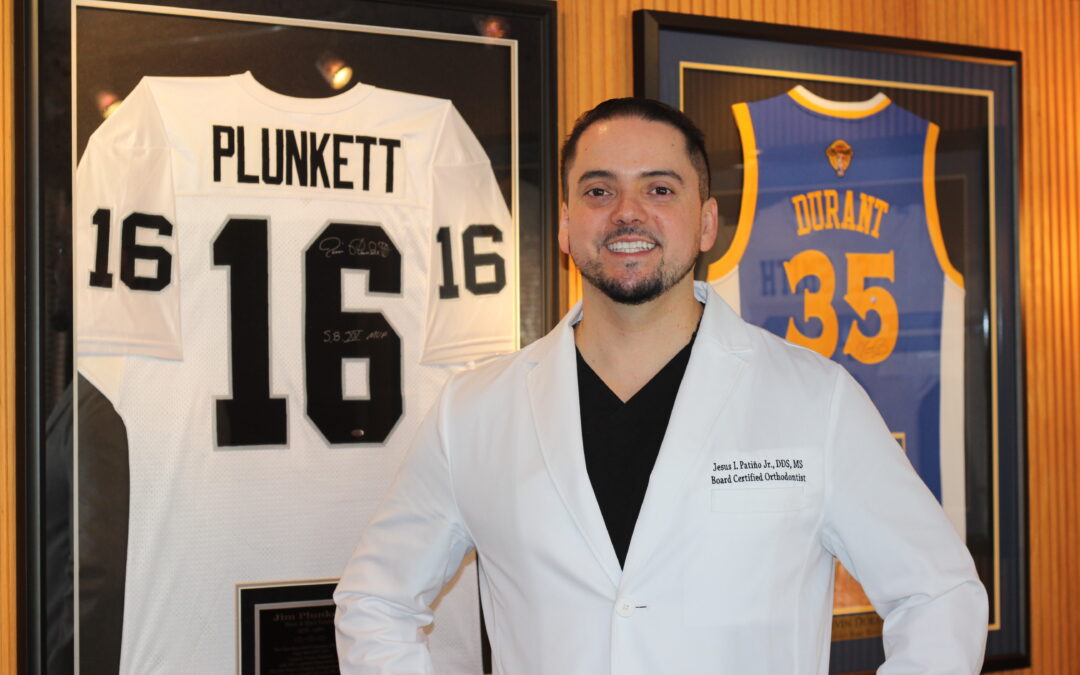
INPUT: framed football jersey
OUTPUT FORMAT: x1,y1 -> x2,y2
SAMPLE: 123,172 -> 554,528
21,1 -> 557,673
634,11 -> 1026,674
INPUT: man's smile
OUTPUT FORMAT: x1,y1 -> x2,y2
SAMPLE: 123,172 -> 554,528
606,240 -> 657,254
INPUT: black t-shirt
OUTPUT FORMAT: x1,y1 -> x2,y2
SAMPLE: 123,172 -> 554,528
576,333 -> 696,567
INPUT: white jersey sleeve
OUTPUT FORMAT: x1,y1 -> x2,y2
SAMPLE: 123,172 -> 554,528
423,104 -> 516,364
75,81 -> 183,359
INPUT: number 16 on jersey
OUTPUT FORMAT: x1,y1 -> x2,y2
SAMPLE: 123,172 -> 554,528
87,208 -> 507,448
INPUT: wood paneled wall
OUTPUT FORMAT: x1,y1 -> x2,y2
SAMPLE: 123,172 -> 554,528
557,0 -> 1079,672
0,0 -> 1077,672
1,0 -> 17,670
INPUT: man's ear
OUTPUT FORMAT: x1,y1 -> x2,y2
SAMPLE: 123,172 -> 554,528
699,197 -> 719,252
558,202 -> 571,255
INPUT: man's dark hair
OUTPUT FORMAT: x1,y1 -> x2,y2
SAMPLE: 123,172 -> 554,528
560,97 -> 712,201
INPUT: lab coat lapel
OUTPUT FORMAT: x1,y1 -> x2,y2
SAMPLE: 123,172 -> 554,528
525,303 -> 623,587
622,283 -> 752,578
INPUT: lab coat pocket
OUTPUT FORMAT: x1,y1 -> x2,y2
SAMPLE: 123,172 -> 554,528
682,487 -> 812,630
710,486 -> 805,513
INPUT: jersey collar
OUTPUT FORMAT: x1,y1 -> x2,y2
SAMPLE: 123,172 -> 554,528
788,84 -> 890,119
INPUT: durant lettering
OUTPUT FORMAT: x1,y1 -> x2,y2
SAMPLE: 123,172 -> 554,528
212,124 -> 402,193
790,189 -> 890,238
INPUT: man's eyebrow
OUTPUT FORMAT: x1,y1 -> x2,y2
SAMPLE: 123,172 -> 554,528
576,169 -> 686,184
641,169 -> 685,183
576,169 -> 615,185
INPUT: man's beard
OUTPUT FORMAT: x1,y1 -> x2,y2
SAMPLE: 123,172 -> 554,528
575,250 -> 696,306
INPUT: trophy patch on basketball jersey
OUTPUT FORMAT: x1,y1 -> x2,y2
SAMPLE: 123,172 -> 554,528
825,139 -> 853,177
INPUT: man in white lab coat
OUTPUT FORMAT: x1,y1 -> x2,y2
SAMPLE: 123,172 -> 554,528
335,98 -> 988,674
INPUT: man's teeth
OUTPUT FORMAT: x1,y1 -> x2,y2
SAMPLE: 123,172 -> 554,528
607,241 -> 656,253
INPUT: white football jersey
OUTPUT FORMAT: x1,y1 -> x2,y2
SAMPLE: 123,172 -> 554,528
75,72 -> 516,673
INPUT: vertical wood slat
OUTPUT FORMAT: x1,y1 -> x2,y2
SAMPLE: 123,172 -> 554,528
557,0 -> 1080,672
1,0 -> 17,670
1023,2 -> 1050,670
1060,0 -> 1078,663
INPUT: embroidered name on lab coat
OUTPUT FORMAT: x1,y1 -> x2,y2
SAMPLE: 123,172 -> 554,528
709,456 -> 807,486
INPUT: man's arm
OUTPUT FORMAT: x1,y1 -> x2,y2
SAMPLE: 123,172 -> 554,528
821,369 -> 988,673
334,393 -> 475,674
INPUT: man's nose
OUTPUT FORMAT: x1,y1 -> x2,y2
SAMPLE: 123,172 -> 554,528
612,191 -> 646,224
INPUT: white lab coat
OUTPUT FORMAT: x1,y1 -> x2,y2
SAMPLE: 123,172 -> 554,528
335,282 -> 988,674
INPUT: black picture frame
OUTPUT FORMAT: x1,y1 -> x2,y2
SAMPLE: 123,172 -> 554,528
18,1 -> 557,672
236,581 -> 339,675
634,10 -> 1026,673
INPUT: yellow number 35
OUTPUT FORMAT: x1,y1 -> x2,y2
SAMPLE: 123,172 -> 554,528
783,249 -> 899,364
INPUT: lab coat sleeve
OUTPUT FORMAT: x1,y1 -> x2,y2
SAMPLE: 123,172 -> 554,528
334,391 -> 475,674
820,369 -> 988,674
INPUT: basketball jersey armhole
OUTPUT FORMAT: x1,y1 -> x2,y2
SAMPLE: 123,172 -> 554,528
923,122 -> 965,289
708,102 -> 758,282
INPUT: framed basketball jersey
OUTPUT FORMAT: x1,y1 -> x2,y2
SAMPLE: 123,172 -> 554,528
709,85 -> 967,538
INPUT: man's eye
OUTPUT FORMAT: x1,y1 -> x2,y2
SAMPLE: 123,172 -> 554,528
652,186 -> 674,196
584,187 -> 609,197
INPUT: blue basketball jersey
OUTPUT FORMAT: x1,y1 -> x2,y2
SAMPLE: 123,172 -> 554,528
710,86 -> 966,537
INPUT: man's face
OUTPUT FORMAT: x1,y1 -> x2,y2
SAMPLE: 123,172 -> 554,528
559,116 -> 717,305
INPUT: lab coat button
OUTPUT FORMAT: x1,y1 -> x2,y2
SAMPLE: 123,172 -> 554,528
615,597 -> 635,617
